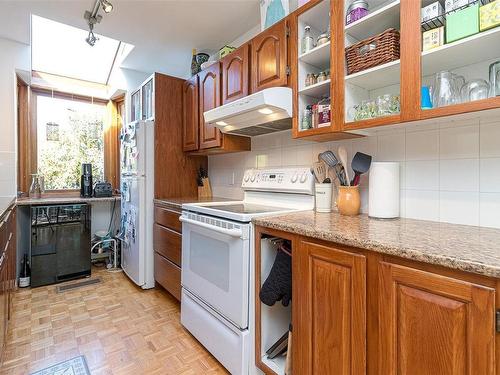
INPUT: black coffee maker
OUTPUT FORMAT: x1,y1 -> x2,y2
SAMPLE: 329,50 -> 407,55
80,163 -> 93,198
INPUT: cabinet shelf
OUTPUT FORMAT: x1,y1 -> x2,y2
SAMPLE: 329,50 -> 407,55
345,0 -> 400,41
298,41 -> 330,68
299,79 -> 331,98
345,60 -> 400,90
422,26 -> 500,77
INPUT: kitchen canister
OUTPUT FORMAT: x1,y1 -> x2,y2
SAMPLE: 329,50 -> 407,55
315,183 -> 333,213
368,162 -> 400,219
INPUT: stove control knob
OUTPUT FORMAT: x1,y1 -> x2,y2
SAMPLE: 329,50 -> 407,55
300,173 -> 307,183
244,173 -> 250,182
250,174 -> 256,182
291,173 -> 298,183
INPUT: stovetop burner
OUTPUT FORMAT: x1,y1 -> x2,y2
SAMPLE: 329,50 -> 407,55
203,203 -> 290,215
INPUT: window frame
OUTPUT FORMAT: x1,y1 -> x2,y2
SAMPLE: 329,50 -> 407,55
18,83 -> 122,196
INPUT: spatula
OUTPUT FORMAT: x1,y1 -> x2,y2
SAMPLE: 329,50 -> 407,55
351,152 -> 372,186
338,146 -> 350,186
319,151 -> 346,185
312,161 -> 327,183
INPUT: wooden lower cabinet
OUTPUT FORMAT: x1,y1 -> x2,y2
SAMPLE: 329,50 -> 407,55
255,229 -> 499,375
293,240 -> 366,375
154,252 -> 181,301
378,262 -> 496,375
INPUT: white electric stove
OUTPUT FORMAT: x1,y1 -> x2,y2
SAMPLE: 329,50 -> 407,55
180,168 -> 314,375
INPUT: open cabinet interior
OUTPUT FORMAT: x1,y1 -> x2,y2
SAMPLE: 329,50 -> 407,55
420,0 -> 500,115
257,236 -> 293,375
297,0 -> 332,132
344,0 -> 402,124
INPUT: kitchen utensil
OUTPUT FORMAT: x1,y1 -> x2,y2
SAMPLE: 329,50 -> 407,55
351,152 -> 372,186
337,186 -> 361,216
323,178 -> 331,183
319,151 -> 346,185
421,86 -> 433,109
368,162 -> 400,218
338,146 -> 350,186
312,161 -> 327,183
489,60 -> 500,97
461,79 -> 490,102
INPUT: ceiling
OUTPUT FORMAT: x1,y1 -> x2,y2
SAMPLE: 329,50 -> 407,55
1,0 -> 260,78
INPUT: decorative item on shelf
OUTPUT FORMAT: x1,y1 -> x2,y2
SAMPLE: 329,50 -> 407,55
368,162 -> 400,219
337,186 -> 361,216
316,32 -> 330,46
218,45 -> 236,59
421,86 -> 433,109
260,0 -> 289,30
197,167 -> 212,199
445,0 -> 474,14
490,60 -> 500,96
345,28 -> 400,75
302,25 -> 315,54
190,48 -> 199,76
480,0 -> 500,31
422,1 -> 445,22
346,0 -> 369,25
196,52 -> 209,68
461,79 -> 490,102
446,2 -> 479,43
349,94 -> 400,121
305,73 -> 317,87
301,105 -> 313,130
422,26 -> 445,51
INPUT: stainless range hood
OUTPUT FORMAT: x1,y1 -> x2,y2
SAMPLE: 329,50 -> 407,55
203,87 -> 292,137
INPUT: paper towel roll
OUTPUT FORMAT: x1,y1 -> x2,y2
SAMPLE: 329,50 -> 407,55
368,162 -> 400,219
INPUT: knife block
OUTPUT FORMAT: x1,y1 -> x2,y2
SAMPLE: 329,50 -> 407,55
198,177 -> 212,199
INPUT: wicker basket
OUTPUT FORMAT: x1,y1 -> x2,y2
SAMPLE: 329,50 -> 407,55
345,28 -> 400,75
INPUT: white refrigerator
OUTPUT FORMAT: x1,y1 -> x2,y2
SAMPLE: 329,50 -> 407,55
119,120 -> 155,289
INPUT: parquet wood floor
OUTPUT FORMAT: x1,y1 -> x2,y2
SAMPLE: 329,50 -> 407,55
1,267 -> 228,375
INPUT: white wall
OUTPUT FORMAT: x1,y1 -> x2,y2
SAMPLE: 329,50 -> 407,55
0,37 -> 31,197
209,115 -> 500,228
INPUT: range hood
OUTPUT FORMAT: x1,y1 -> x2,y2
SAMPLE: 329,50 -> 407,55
204,87 -> 292,137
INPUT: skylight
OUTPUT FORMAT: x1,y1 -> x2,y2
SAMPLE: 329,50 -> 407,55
32,15 -> 131,84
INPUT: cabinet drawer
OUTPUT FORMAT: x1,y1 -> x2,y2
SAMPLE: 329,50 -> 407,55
154,252 -> 181,301
154,206 -> 182,232
153,224 -> 181,266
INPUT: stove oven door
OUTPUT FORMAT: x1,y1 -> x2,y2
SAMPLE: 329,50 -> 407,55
180,212 -> 250,329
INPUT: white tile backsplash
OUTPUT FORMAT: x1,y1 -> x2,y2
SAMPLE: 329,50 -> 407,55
208,118 -> 500,228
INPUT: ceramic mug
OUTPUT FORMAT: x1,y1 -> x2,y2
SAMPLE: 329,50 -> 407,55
337,186 -> 361,216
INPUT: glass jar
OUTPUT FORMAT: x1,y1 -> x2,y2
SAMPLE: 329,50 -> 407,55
346,0 -> 369,25
302,25 -> 315,54
301,106 -> 313,130
317,71 -> 328,83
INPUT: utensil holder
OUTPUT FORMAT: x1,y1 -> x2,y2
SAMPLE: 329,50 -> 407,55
315,183 -> 333,213
198,177 -> 212,199
337,186 -> 361,216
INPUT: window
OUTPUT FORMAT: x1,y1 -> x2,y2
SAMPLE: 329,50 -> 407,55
36,95 -> 106,190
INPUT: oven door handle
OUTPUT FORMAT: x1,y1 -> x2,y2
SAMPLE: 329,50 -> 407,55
179,216 -> 243,238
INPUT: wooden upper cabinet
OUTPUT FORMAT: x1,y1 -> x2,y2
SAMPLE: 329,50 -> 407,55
378,262 -> 496,375
221,44 -> 250,104
198,63 -> 222,149
182,76 -> 199,151
294,240 -> 366,375
251,19 -> 289,93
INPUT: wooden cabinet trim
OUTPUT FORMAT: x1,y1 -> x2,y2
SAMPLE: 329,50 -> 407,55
182,76 -> 199,151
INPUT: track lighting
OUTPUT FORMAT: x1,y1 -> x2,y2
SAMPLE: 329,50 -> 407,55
86,24 -> 98,46
100,0 -> 113,13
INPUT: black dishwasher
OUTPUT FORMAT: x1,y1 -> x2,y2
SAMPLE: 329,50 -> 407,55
31,204 -> 91,287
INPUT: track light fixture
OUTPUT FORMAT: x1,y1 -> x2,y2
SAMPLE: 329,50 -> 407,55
100,0 -> 113,13
83,0 -> 113,46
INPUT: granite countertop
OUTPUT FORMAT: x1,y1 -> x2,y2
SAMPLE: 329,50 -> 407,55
154,196 -> 235,210
253,211 -> 500,279
16,196 -> 121,206
0,197 -> 16,220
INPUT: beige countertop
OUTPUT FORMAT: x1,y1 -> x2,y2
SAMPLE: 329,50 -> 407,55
16,196 -> 121,206
253,211 -> 500,279
154,196 -> 235,210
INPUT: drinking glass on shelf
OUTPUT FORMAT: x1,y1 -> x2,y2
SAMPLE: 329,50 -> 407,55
452,74 -> 465,104
367,100 -> 377,119
432,71 -> 459,108
390,94 -> 401,114
461,79 -> 490,102
376,94 -> 392,117
489,61 -> 500,97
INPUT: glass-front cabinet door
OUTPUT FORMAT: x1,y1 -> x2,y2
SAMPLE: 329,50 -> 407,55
131,89 -> 141,122
141,78 -> 154,120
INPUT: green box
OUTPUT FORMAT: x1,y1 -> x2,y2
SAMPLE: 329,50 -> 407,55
446,3 -> 480,43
